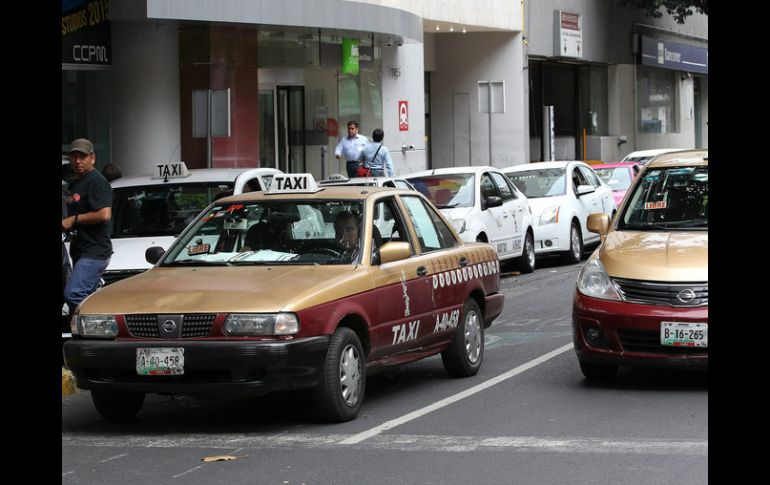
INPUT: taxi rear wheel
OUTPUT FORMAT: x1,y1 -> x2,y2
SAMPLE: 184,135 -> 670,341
441,299 -> 484,378
91,389 -> 145,421
314,327 -> 366,422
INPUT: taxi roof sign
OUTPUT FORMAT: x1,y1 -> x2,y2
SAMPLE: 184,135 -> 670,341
268,173 -> 322,194
152,161 -> 191,180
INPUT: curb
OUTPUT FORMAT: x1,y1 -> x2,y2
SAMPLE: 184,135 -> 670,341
62,367 -> 77,397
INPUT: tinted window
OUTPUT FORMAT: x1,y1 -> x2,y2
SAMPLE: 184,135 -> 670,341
490,172 -> 515,200
619,166 -> 708,230
480,173 -> 498,199
579,167 -> 601,188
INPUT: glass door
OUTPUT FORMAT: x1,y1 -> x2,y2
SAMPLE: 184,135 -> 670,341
259,89 -> 277,168
277,86 -> 305,173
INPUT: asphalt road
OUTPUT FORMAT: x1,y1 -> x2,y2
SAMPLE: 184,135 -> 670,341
62,255 -> 708,484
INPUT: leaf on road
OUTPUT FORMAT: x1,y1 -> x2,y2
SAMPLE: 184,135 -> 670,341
201,455 -> 248,462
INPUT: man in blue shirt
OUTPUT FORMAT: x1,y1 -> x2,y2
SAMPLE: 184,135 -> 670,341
334,121 -> 368,177
359,128 -> 395,177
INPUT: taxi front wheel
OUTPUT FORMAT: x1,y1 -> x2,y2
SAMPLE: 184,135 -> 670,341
441,299 -> 484,378
314,327 -> 366,422
91,389 -> 145,421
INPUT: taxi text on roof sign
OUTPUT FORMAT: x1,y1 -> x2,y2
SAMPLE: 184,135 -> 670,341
268,173 -> 322,193
153,162 -> 191,179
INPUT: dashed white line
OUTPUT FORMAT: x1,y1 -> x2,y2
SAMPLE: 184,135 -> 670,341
172,466 -> 202,479
100,453 -> 128,463
340,343 -> 574,444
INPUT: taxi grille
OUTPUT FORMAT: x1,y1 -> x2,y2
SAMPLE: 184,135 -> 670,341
612,278 -> 708,307
125,314 -> 216,338
617,329 -> 706,355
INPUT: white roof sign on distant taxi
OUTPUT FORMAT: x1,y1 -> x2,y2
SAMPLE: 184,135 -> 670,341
268,173 -> 322,193
152,161 -> 191,179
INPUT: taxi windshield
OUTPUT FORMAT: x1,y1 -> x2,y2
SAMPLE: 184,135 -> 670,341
112,183 -> 235,238
506,168 -> 566,198
162,199 -> 364,265
407,174 -> 475,208
618,166 -> 708,231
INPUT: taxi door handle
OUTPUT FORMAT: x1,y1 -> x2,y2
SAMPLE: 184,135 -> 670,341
458,257 -> 468,267
416,266 -> 427,277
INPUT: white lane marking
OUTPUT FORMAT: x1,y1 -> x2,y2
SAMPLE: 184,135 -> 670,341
339,343 -> 574,445
61,432 -> 707,456
100,453 -> 128,463
172,466 -> 203,479
62,471 -> 75,477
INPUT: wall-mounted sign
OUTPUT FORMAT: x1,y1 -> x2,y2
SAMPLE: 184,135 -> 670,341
341,38 -> 360,75
399,101 -> 409,131
639,35 -> 708,74
554,10 -> 582,58
62,0 -> 111,65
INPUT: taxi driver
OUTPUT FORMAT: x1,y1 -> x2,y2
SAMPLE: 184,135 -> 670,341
334,211 -> 360,261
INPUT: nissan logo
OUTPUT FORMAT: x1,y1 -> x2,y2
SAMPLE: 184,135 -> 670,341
162,319 -> 177,333
676,288 -> 697,304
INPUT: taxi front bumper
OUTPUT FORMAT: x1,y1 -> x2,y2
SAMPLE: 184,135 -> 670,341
63,336 -> 330,396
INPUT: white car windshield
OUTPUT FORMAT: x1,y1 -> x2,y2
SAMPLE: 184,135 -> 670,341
619,166 -> 708,231
506,168 -> 566,198
161,199 -> 364,265
407,174 -> 475,208
112,183 -> 236,237
594,167 -> 633,191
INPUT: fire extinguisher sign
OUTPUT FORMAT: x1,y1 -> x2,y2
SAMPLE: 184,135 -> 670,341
398,101 -> 409,131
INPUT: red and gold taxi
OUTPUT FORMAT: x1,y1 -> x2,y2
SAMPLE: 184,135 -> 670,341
64,174 -> 504,421
572,150 -> 708,379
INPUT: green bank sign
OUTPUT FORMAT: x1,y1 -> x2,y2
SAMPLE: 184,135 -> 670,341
342,38 -> 359,75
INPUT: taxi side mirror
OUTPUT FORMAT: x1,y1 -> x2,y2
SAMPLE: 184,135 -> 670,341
378,241 -> 411,265
145,246 -> 166,265
586,213 -> 610,237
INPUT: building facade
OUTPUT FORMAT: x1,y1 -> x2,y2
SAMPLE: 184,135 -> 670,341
61,0 -> 707,177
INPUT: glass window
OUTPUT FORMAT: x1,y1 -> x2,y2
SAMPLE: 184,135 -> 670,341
162,199 -> 364,265
619,166 -> 708,230
61,69 -> 111,170
637,66 -> 679,134
480,173 -> 499,200
506,168 -> 566,198
595,166 -> 633,191
490,172 -> 515,201
579,166 -> 601,188
112,183 -> 237,238
407,174 -> 475,209
401,196 -> 457,253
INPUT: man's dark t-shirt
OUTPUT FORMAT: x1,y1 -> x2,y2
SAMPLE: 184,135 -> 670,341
67,170 -> 113,261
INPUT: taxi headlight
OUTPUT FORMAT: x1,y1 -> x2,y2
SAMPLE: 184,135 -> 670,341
539,206 -> 560,226
224,313 -> 299,336
576,259 -> 622,301
77,315 -> 118,338
450,218 -> 467,234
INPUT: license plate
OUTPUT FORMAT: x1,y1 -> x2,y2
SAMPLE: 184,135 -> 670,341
660,322 -> 707,348
136,348 -> 185,375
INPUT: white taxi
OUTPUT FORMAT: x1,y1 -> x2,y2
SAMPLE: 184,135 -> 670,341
106,162 -> 282,284
406,166 -> 536,273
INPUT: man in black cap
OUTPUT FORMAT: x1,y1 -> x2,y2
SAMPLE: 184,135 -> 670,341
61,138 -> 113,315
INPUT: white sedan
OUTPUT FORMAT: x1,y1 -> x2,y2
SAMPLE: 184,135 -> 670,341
406,166 -> 536,273
105,163 -> 283,285
502,161 -> 616,264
